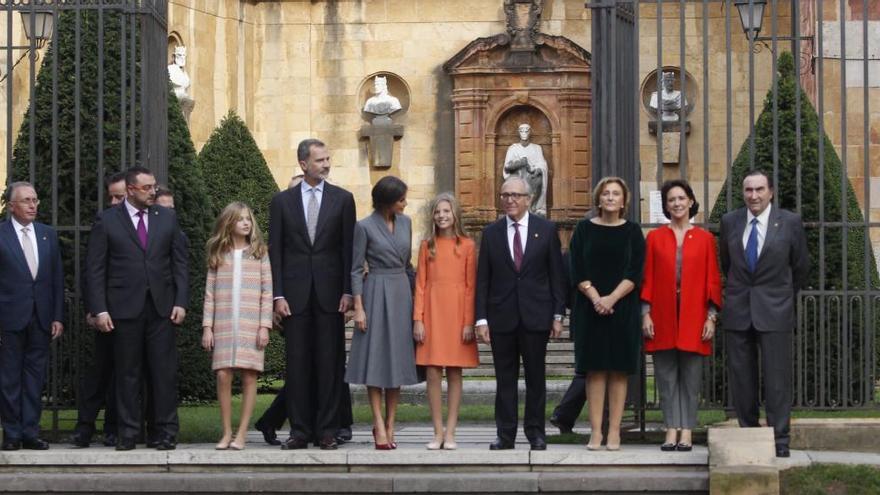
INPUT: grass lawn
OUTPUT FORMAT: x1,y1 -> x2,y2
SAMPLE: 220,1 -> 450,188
781,465 -> 880,495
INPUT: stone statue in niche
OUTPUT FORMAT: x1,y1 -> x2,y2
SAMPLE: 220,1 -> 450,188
649,71 -> 685,122
503,123 -> 548,215
167,46 -> 194,122
358,75 -> 404,169
363,76 -> 402,118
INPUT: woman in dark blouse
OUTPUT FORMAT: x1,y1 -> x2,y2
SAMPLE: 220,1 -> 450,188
569,177 -> 645,451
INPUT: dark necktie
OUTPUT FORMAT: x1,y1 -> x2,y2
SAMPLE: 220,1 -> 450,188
512,222 -> 523,271
136,210 -> 148,250
745,217 -> 759,273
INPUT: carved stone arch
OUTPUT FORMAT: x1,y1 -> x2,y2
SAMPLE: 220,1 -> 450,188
444,27 -> 592,233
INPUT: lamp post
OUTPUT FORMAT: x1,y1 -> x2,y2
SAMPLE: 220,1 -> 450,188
0,8 -> 55,83
20,10 -> 55,49
733,0 -> 767,40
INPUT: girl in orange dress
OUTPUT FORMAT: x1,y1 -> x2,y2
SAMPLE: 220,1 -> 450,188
413,193 -> 479,450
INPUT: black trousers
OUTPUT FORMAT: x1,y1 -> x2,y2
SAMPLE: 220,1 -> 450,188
552,372 -> 586,428
725,328 -> 792,447
75,330 -> 117,437
284,300 -> 345,440
113,295 -> 179,440
259,381 -> 353,434
490,326 -> 549,443
0,317 -> 50,441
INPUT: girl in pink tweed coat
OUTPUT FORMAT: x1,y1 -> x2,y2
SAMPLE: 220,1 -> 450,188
202,202 -> 273,450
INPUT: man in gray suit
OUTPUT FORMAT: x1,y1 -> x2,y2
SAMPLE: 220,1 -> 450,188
719,169 -> 809,458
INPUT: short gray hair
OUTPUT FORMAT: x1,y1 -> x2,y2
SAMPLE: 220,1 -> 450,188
502,176 -> 532,195
3,181 -> 35,203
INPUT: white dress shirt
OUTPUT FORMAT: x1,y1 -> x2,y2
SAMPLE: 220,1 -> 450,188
742,203 -> 771,256
124,198 -> 149,231
11,216 -> 39,273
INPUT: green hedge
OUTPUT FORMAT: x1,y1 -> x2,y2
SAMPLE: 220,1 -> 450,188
707,52 -> 879,406
167,89 -> 215,402
197,110 -> 282,389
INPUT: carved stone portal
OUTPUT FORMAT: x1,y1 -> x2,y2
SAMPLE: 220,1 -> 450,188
443,1 -> 591,232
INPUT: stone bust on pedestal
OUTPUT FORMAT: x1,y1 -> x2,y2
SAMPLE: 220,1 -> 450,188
649,71 -> 684,122
363,76 -> 402,119
167,46 -> 194,121
503,123 -> 548,216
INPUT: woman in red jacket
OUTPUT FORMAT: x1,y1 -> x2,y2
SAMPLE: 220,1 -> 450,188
641,180 -> 721,452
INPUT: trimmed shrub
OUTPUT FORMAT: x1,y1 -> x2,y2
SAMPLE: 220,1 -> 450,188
167,89 -> 215,402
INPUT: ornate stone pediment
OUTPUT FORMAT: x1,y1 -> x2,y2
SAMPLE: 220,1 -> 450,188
443,33 -> 591,74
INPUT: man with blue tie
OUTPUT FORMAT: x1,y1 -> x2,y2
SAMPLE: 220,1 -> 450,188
0,182 -> 64,450
86,166 -> 189,451
719,169 -> 809,458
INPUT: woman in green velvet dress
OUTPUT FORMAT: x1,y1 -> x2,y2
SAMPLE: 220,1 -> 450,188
569,176 -> 645,451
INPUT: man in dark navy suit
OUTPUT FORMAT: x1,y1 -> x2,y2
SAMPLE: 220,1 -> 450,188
475,176 -> 566,451
86,166 -> 188,451
269,139 -> 355,450
0,182 -> 64,450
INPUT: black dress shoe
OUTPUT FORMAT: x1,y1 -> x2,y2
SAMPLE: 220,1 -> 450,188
146,437 -> 160,448
254,419 -> 281,446
549,415 -> 573,434
116,438 -> 136,451
70,433 -> 91,448
336,427 -> 353,443
281,437 -> 309,450
102,433 -> 117,447
489,438 -> 515,450
529,437 -> 547,451
155,437 -> 177,451
675,443 -> 693,452
660,443 -> 677,452
22,438 -> 50,450
319,436 -> 338,450
776,445 -> 791,458
2,439 -> 21,451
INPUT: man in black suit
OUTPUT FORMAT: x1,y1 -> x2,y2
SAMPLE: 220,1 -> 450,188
72,171 -> 127,448
86,166 -> 189,451
269,138 -> 355,450
0,182 -> 64,451
720,169 -> 809,458
475,176 -> 566,451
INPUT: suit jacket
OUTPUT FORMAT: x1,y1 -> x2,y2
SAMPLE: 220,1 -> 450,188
86,203 -> 189,319
268,182 -> 356,314
475,214 -> 566,333
0,220 -> 64,332
720,206 -> 809,332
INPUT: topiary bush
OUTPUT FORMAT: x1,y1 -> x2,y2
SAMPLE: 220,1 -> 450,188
707,52 -> 880,407
167,89 -> 215,402
197,110 -> 282,389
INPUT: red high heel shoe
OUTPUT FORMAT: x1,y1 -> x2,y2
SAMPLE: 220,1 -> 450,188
372,427 -> 392,450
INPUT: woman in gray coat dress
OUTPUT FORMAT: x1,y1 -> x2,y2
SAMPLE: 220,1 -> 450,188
348,176 -> 419,449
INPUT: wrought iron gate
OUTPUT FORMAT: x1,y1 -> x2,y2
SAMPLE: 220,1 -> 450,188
590,0 -> 880,418
2,0 -> 168,437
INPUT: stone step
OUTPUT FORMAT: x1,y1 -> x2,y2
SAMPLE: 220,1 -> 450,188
0,470 -> 709,493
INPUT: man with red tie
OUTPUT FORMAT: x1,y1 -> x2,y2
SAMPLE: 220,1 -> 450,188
475,176 -> 566,451
0,182 -> 64,450
86,166 -> 188,451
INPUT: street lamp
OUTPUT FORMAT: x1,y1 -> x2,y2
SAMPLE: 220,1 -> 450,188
734,0 -> 767,40
0,9 -> 55,83
20,10 -> 55,49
